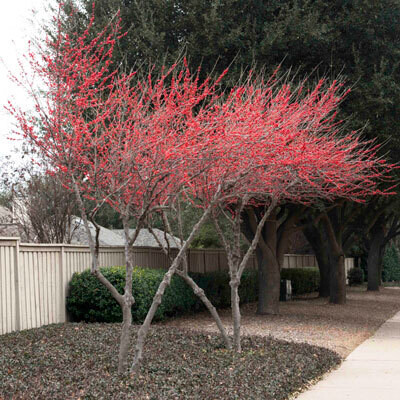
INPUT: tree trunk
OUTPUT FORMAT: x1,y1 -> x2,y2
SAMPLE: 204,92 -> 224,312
256,246 -> 280,314
255,217 -> 281,315
366,213 -> 400,290
367,223 -> 385,291
329,253 -> 346,304
321,212 -> 346,305
230,277 -> 241,352
243,206 -> 300,315
378,249 -> 384,284
118,302 -> 132,373
317,255 -> 330,298
303,225 -> 330,298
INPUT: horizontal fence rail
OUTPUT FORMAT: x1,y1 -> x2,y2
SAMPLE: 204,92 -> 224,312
0,237 -> 354,335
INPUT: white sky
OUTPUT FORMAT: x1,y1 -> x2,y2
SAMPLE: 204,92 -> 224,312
0,1 -> 53,165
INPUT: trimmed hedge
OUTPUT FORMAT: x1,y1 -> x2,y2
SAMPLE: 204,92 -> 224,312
67,266 -> 319,323
281,267 -> 320,295
67,267 -> 259,323
66,267 -> 197,323
382,245 -> 400,282
190,269 -> 258,308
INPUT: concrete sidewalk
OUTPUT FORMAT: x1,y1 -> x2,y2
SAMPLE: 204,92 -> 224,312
296,310 -> 400,399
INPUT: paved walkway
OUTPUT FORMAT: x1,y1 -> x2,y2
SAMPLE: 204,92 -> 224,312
296,310 -> 400,399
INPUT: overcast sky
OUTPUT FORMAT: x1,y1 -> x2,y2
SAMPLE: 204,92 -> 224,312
0,1 -> 53,165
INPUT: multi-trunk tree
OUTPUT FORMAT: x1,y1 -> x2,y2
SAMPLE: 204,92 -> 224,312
183,74 -> 394,344
8,7 -> 233,372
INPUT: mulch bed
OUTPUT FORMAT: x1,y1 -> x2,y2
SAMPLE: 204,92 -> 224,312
0,323 -> 340,400
161,286 -> 400,357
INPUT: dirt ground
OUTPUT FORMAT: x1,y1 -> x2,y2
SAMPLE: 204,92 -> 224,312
159,286 -> 400,357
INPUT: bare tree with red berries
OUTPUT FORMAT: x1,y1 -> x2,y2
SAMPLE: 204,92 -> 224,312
8,5 -> 394,372
8,6 -> 232,372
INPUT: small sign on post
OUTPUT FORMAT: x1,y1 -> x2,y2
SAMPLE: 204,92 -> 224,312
280,279 -> 292,302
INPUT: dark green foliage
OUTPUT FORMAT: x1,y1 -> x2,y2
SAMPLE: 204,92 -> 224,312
191,269 -> 259,308
382,245 -> 400,282
0,324 -> 341,399
281,268 -> 320,295
192,268 -> 318,304
348,267 -> 365,286
190,223 -> 222,248
67,267 -> 259,323
67,266 -> 198,323
86,201 -> 122,229
67,266 -> 319,324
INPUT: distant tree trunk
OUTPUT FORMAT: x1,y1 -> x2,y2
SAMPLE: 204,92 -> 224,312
322,212 -> 346,304
255,214 -> 281,315
243,205 -> 301,315
303,224 -> 330,298
367,219 -> 385,291
255,248 -> 271,313
317,252 -> 331,298
329,252 -> 346,304
258,250 -> 280,315
365,213 -> 400,291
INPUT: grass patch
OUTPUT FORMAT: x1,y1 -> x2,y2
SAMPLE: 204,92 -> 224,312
0,324 -> 340,399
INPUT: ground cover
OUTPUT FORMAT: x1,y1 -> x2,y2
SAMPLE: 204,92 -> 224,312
0,324 -> 339,400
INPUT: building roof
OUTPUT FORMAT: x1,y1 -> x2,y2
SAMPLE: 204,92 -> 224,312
113,228 -> 182,249
70,217 -> 182,248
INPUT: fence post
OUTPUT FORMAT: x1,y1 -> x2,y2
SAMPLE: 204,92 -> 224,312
13,238 -> 21,331
59,245 -> 66,322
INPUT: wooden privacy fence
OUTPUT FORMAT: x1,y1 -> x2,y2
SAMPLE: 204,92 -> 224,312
0,237 -> 354,335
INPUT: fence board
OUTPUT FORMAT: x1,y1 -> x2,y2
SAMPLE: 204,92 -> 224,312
0,244 -> 16,334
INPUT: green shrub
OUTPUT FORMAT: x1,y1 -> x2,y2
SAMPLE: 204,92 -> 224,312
67,267 -> 260,323
281,268 -> 320,295
67,266 -> 198,323
191,269 -> 258,308
190,271 -> 231,308
348,267 -> 364,286
382,245 -> 400,282
67,265 -> 318,324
